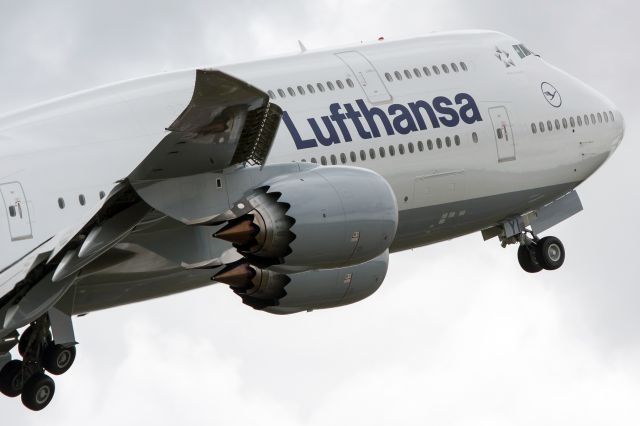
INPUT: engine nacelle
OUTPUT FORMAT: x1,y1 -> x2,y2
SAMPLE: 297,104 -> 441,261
215,166 -> 398,272
214,250 -> 389,314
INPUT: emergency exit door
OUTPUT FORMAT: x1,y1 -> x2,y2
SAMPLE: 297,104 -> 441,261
489,106 -> 516,162
1,182 -> 33,241
336,51 -> 392,104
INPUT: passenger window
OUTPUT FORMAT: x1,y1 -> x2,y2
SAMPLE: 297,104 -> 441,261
570,117 -> 576,127
58,198 -> 65,209
379,147 -> 386,158
597,112 -> 602,123
472,132 -> 478,143
336,80 -> 344,89
310,157 -> 317,163
445,136 -> 452,147
562,118 -> 568,129
404,70 -> 412,79
267,90 -> 276,100
79,194 -> 86,206
497,128 -> 504,139
408,142 -> 415,153
442,64 -> 450,74
350,151 -> 356,162
413,68 -> 422,77
577,116 -> 582,126
321,156 -> 327,165
531,123 -> 537,134
422,66 -> 432,76
584,114 -> 589,126
436,138 -> 443,149
297,86 -> 305,95
418,141 -> 424,151
609,111 -> 615,122
451,63 -> 459,72
547,120 -> 552,131
432,66 -> 441,75
360,150 -> 366,161
399,144 -> 405,154
301,159 -> 307,162
394,71 -> 402,80
346,79 -> 354,88
288,87 -> 296,97
389,145 -> 396,156
427,139 -> 434,150
369,148 -> 376,159
327,82 -> 335,91
460,62 -> 468,71
277,89 -> 286,98
385,73 -> 392,82
454,135 -> 461,146
539,122 -> 545,133
604,112 -> 609,123
8,205 -> 16,217
339,153 -> 346,164
329,155 -> 336,165
307,84 -> 315,94
591,113 -> 596,124
555,119 -> 560,130
99,191 -> 106,199
317,83 -> 325,92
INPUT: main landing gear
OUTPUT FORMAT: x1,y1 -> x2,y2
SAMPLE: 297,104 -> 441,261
0,315 -> 76,411
517,231 -> 565,273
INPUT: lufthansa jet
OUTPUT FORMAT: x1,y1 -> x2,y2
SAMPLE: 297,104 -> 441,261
0,31 -> 624,410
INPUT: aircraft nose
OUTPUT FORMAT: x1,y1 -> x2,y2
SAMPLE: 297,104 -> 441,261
610,109 -> 625,154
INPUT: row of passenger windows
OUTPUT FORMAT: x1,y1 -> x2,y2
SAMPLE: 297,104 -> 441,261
57,191 -> 106,209
531,110 -> 615,134
268,78 -> 355,100
384,61 -> 468,82
299,132 -> 478,165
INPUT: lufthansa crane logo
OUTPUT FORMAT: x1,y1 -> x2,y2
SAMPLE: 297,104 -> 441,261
541,82 -> 562,108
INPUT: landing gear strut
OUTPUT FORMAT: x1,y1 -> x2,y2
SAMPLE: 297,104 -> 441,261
515,231 -> 565,273
0,314 -> 76,411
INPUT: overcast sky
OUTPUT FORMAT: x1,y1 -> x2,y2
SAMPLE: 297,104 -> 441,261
1,0 -> 639,424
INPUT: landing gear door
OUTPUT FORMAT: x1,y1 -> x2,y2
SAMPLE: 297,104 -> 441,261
336,51 -> 392,104
489,106 -> 516,163
1,182 -> 33,241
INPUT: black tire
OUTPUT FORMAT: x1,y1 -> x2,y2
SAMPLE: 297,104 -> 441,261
0,360 -> 27,397
536,236 -> 565,270
21,372 -> 55,411
43,344 -> 76,376
518,245 -> 543,273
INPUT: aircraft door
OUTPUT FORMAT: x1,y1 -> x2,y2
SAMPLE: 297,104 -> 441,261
1,182 -> 33,241
489,106 -> 516,162
336,51 -> 392,104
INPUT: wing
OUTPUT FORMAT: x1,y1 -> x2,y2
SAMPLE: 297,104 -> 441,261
0,69 -> 283,344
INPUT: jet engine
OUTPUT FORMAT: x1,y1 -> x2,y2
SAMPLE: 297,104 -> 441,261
214,250 -> 389,313
215,166 -> 398,272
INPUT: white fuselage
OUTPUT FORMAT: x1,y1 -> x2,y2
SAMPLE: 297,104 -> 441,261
0,31 -> 624,275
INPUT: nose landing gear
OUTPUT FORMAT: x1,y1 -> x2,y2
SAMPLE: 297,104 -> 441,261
517,233 -> 566,273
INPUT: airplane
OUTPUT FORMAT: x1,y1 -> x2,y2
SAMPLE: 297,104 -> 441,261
0,30 -> 624,410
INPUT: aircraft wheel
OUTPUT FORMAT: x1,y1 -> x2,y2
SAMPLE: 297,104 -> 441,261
536,236 -> 565,270
44,344 -> 76,376
518,245 -> 542,273
21,372 -> 55,411
0,360 -> 28,397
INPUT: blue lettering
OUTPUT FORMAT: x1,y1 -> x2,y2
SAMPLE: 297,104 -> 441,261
283,93 -> 484,150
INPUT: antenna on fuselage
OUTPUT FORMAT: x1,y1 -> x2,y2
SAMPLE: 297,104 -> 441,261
298,40 -> 307,53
